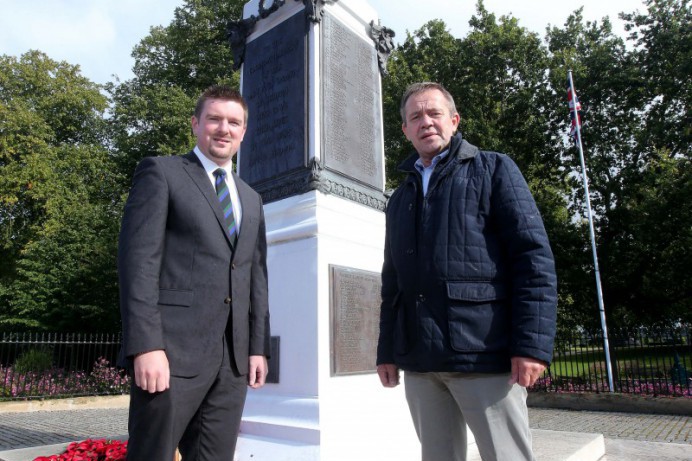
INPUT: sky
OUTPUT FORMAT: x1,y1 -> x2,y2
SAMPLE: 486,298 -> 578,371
0,0 -> 644,85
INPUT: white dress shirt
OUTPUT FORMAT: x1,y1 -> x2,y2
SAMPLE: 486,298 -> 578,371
193,146 -> 242,232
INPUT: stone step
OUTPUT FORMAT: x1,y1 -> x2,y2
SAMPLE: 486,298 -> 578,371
467,429 -> 606,461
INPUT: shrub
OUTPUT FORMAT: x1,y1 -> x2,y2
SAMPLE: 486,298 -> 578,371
14,348 -> 53,374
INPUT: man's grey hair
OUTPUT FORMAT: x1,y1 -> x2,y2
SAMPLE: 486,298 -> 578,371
400,82 -> 458,124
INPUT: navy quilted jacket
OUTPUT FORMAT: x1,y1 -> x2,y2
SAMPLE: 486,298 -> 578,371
377,134 -> 557,373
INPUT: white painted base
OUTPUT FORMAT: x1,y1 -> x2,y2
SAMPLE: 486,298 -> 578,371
236,190 -> 422,461
235,433 -> 320,461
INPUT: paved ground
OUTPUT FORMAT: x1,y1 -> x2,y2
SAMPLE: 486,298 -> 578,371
529,408 -> 691,444
0,406 -> 689,460
0,408 -> 128,452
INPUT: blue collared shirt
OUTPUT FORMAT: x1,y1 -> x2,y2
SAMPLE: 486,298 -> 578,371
414,150 -> 449,196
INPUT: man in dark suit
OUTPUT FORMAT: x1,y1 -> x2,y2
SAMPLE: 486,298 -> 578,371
118,85 -> 271,460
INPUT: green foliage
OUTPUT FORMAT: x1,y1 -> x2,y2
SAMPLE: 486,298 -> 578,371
108,81 -> 197,179
0,51 -> 122,332
132,0 -> 242,89
543,0 -> 691,328
603,153 -> 691,326
621,0 -> 691,157
14,348 -> 53,374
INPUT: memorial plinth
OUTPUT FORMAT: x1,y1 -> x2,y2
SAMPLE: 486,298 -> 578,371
229,1 -> 419,460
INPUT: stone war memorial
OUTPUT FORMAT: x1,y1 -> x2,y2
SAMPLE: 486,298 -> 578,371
227,0 -> 420,459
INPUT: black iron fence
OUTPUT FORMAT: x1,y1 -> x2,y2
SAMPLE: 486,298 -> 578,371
0,332 -> 129,401
532,326 -> 691,397
1,328 -> 690,401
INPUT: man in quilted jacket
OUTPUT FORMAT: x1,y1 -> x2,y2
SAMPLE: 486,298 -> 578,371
376,82 -> 557,461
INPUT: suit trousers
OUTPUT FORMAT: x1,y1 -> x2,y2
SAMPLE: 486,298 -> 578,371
126,339 -> 248,461
404,371 -> 534,461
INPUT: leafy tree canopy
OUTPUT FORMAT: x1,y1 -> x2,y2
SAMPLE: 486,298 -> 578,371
0,51 -> 122,331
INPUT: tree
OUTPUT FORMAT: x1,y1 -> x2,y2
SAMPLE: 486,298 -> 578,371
0,51 -> 122,331
546,0 -> 691,327
606,0 -> 691,326
606,153 -> 691,325
545,7 -> 642,330
622,0 -> 691,159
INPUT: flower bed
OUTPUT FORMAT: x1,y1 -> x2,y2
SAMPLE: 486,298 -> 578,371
1,358 -> 129,400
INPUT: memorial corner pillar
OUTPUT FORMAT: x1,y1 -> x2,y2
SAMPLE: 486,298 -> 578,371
227,2 -> 419,460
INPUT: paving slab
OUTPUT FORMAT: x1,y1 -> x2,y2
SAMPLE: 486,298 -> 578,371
529,408 -> 691,444
467,429 -> 606,461
602,438 -> 692,461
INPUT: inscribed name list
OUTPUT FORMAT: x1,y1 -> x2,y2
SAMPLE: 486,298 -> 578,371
240,11 -> 306,186
330,265 -> 381,375
322,13 -> 384,190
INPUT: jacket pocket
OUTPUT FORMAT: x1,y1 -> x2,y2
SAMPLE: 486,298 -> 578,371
446,281 -> 510,352
158,288 -> 193,307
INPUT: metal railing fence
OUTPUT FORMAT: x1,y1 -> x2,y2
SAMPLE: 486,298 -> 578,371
0,332 -> 129,401
532,325 -> 691,397
1,327 -> 690,401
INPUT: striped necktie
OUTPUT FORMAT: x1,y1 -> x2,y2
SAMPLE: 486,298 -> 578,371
213,168 -> 237,246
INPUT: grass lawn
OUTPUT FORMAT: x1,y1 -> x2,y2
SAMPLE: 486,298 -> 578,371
549,344 -> 692,380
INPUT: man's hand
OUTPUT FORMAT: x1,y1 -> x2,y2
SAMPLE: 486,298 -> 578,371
509,356 -> 547,387
133,350 -> 170,393
248,355 -> 268,389
377,363 -> 400,388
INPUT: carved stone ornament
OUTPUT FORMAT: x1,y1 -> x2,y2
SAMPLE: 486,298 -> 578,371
228,1 -> 341,68
227,16 -> 258,70
259,0 -> 286,18
252,161 -> 386,211
304,0 -> 339,24
369,20 -> 396,76
308,157 -> 323,188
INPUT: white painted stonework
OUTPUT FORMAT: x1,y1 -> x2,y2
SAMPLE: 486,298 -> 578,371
235,191 -> 425,461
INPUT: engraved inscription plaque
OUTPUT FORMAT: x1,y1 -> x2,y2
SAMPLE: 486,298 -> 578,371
330,265 -> 381,375
240,11 -> 306,186
322,12 -> 384,191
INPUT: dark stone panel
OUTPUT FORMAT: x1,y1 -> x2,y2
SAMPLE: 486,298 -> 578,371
239,11 -> 307,187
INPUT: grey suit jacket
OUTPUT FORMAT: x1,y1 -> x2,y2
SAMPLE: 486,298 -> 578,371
117,152 -> 270,376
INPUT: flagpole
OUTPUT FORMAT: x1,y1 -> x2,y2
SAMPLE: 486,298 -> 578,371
568,70 -> 614,393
